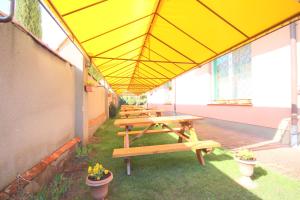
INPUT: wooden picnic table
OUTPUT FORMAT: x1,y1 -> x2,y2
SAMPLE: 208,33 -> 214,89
114,115 -> 204,148
114,115 -> 202,127
120,106 -> 145,112
113,115 -> 211,175
119,109 -> 164,118
121,105 -> 144,108
120,105 -> 141,109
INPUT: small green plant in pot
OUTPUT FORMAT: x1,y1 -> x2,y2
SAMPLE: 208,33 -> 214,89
86,163 -> 113,200
236,149 -> 256,161
235,149 -> 257,188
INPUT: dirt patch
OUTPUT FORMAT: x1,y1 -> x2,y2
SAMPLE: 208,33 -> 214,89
60,158 -> 91,200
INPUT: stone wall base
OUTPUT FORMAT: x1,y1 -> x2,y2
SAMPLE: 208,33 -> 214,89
0,138 -> 80,200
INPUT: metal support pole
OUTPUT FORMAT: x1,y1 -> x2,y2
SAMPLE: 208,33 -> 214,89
290,22 -> 298,147
0,0 -> 15,23
81,60 -> 89,145
174,79 -> 177,115
125,125 -> 131,175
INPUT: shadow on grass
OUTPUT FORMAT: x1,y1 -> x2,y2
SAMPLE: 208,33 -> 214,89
252,166 -> 268,180
87,119 -> 262,200
205,151 -> 233,162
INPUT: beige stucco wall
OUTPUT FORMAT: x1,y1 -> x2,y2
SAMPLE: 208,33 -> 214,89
0,22 -> 76,190
55,38 -> 88,144
87,77 -> 108,136
56,38 -> 109,138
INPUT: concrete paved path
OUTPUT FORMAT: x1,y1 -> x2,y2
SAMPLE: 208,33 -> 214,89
193,118 -> 300,180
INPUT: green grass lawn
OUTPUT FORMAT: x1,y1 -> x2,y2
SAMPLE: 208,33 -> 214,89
86,119 -> 300,200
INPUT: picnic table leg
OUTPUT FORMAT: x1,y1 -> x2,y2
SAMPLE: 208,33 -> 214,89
185,121 -> 199,142
189,128 -> 199,142
161,123 -> 188,143
177,122 -> 191,143
130,123 -> 155,143
125,125 -> 131,175
178,128 -> 184,143
126,158 -> 131,175
178,137 -> 183,143
186,121 -> 203,167
196,149 -> 205,166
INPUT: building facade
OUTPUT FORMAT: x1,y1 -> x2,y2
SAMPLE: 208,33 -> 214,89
148,21 -> 300,143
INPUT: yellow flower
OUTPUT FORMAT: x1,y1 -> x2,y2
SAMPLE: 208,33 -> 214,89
93,167 -> 99,174
88,166 -> 92,174
96,177 -> 100,180
99,164 -> 103,169
104,170 -> 109,175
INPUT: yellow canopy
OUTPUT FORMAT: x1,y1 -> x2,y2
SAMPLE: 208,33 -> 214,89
43,0 -> 300,95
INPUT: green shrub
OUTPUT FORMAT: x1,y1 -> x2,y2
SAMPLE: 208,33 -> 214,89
109,103 -> 117,118
16,0 -> 42,38
119,95 -> 147,106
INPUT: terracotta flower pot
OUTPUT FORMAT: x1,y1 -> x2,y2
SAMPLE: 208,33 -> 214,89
235,158 -> 257,177
86,172 -> 113,200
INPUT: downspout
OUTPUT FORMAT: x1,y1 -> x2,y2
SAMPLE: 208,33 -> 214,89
0,0 -> 15,23
290,22 -> 298,147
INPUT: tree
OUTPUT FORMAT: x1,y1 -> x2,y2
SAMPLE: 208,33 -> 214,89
16,0 -> 42,39
119,95 -> 147,105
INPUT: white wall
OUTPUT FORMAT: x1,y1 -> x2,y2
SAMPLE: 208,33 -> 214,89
176,64 -> 212,105
251,25 -> 291,107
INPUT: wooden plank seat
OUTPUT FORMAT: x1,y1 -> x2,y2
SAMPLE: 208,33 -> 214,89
117,128 -> 182,136
113,140 -> 221,174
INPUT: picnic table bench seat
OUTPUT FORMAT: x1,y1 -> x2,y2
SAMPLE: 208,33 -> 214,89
112,140 -> 221,165
113,115 -> 215,175
117,127 -> 182,136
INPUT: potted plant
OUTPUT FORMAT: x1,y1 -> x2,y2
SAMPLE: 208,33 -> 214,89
85,80 -> 96,92
235,149 -> 257,188
86,163 -> 113,200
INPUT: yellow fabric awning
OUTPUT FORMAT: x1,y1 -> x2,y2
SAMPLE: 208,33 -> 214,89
43,0 -> 300,95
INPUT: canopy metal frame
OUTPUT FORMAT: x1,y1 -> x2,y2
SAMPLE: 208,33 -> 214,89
42,0 -> 300,94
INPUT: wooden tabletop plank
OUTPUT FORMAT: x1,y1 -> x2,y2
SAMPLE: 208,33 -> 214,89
121,105 -> 143,107
119,109 -> 164,115
114,115 -> 203,127
120,107 -> 145,111
117,127 -> 182,136
120,108 -> 158,112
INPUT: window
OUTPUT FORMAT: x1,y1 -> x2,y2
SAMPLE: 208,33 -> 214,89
212,44 -> 252,105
